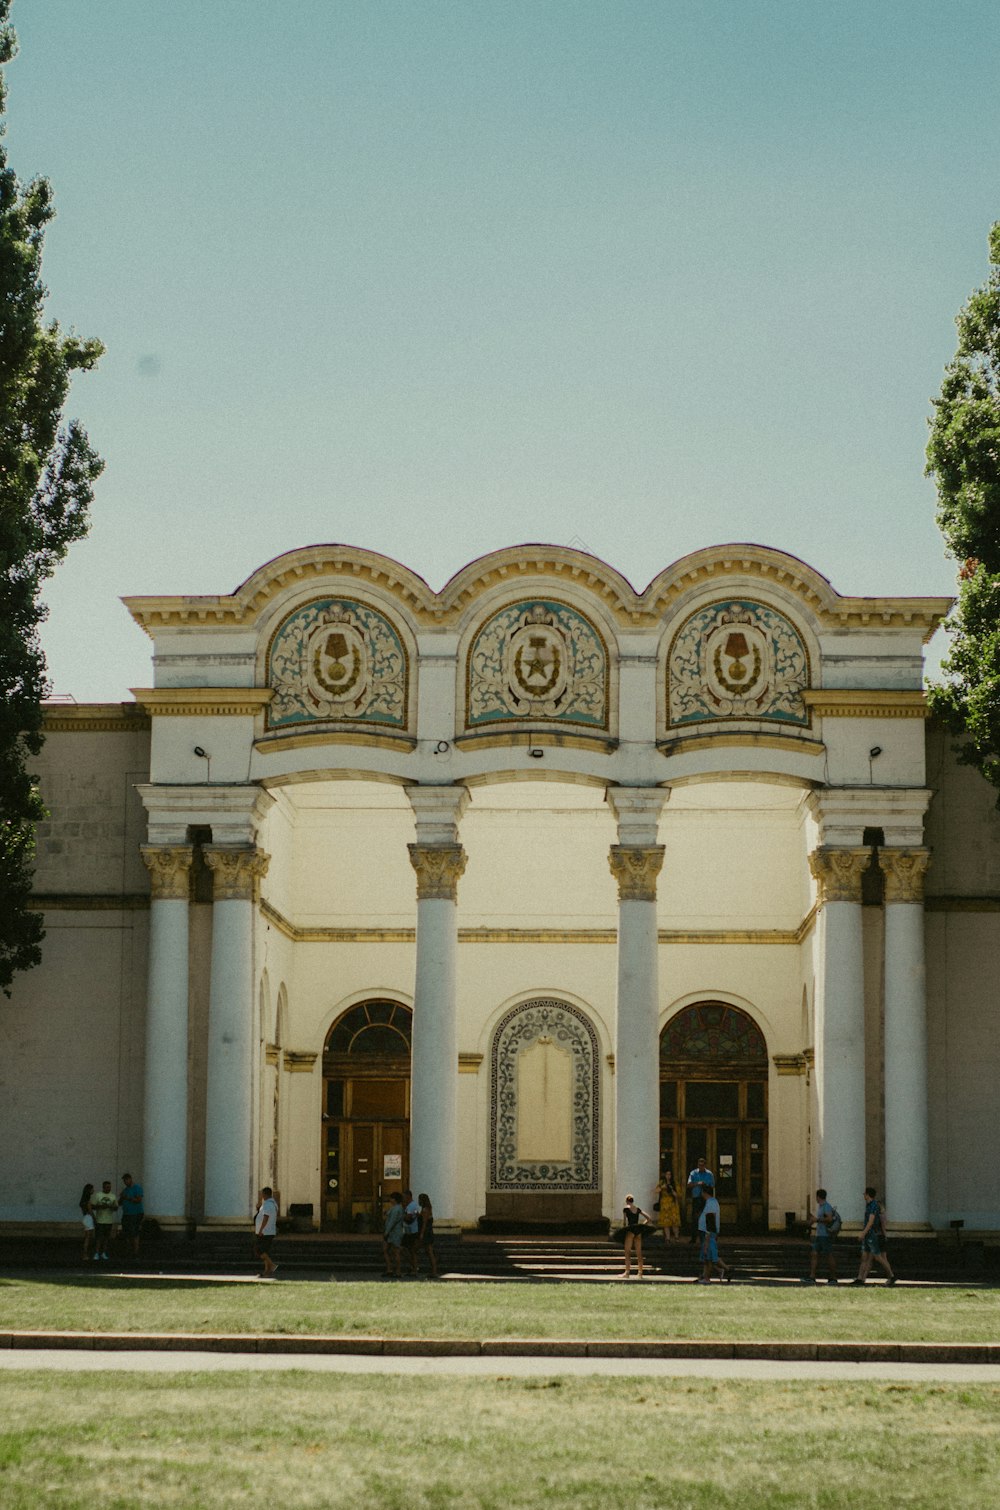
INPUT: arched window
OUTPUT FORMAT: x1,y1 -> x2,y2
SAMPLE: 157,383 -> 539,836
660,1002 -> 767,1065
324,1000 -> 412,1057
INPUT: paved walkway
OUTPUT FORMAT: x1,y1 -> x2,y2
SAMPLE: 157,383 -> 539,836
1,1350 -> 999,1382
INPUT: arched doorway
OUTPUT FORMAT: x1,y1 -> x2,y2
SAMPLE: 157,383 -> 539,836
322,1001 -> 411,1231
659,1002 -> 768,1233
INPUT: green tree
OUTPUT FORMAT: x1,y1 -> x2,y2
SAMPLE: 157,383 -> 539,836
926,222 -> 1000,797
0,0 -> 103,995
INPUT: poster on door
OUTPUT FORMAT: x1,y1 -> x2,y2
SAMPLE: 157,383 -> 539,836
383,1154 -> 402,1180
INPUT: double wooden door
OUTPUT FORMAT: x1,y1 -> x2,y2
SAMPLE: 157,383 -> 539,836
323,1074 -> 409,1230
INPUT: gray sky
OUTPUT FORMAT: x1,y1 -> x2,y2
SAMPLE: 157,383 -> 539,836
11,1 -> 999,700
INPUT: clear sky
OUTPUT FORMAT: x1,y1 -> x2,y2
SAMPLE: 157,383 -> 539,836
9,0 -> 1000,700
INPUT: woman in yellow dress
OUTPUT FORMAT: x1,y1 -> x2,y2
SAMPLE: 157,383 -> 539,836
654,1169 -> 681,1242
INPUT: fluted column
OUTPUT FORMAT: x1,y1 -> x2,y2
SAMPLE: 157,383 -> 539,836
882,848 -> 931,1229
607,788 -> 667,1213
808,847 -> 869,1223
406,785 -> 469,1224
203,846 -> 270,1223
140,845 -> 194,1222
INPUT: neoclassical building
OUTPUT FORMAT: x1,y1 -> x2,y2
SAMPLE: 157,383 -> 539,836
5,542 -> 1000,1235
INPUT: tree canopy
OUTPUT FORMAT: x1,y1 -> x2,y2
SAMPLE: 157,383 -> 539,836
0,0 -> 104,994
926,223 -> 1000,797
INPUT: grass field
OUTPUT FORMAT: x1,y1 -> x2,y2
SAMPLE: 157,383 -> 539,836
2,1275 -> 999,1343
0,1370 -> 998,1508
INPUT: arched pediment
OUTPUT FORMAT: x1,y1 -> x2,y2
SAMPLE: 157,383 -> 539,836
264,595 -> 413,735
665,596 -> 811,731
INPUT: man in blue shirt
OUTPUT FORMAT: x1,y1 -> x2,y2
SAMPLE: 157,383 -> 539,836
853,1186 -> 897,1286
802,1187 -> 839,1285
686,1159 -> 715,1245
119,1173 -> 144,1259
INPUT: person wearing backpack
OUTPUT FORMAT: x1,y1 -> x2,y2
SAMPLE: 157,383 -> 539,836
802,1187 -> 841,1284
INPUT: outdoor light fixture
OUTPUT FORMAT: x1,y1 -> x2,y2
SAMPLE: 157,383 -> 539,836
193,746 -> 208,758
193,746 -> 211,782
869,746 -> 882,759
528,747 -> 544,759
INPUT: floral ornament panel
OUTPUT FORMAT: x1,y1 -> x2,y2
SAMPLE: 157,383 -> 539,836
490,998 -> 599,1191
467,600 -> 608,729
667,599 -> 809,727
267,598 -> 408,729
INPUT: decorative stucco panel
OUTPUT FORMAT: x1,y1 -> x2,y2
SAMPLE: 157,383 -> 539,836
667,599 -> 809,728
266,598 -> 409,730
467,600 -> 608,730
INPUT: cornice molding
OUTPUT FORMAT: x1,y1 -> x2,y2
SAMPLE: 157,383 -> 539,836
41,704 -> 151,733
659,731 -> 824,758
255,729 -> 417,755
131,688 -> 273,717
283,1050 -> 318,1073
27,893 -> 150,912
802,690 -> 929,719
123,542 -> 953,638
773,1053 -> 808,1076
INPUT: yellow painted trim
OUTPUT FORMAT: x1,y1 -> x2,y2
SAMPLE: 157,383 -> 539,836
802,689 -> 929,718
660,731 -> 825,758
131,687 -> 273,717
458,1053 -> 484,1074
453,729 -> 617,754
283,1050 -> 319,1073
42,704 -> 151,733
255,729 -> 417,755
668,769 -> 818,792
772,1054 -> 807,1076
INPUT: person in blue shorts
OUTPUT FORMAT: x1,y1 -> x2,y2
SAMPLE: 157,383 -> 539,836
853,1186 -> 897,1286
802,1187 -> 839,1285
697,1191 -> 731,1283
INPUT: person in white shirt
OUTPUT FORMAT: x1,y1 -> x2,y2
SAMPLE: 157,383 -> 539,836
254,1186 -> 279,1278
697,1192 -> 731,1283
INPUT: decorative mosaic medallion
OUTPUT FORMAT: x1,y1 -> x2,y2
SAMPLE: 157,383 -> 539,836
467,601 -> 608,729
490,998 -> 599,1191
266,598 -> 408,730
667,599 -> 809,728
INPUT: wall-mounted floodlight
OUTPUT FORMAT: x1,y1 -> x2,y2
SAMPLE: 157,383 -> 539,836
193,746 -> 211,782
528,748 -> 544,759
867,745 -> 882,785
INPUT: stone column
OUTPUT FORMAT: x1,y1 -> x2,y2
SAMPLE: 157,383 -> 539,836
406,785 -> 469,1225
203,846 -> 270,1223
881,848 -> 932,1229
808,848 -> 870,1224
140,845 -> 194,1222
607,788 -> 667,1214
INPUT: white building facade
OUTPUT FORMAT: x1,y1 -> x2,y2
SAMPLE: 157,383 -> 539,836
5,542 -> 999,1236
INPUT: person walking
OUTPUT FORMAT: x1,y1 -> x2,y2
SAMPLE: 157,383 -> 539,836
253,1186 -> 279,1278
619,1194 -> 653,1280
686,1158 -> 715,1245
118,1173 -> 144,1260
382,1192 -> 404,1278
91,1180 -> 118,1260
416,1192 -> 439,1279
79,1183 -> 95,1262
697,1189 -> 732,1283
401,1189 -> 421,1276
853,1186 -> 897,1286
654,1169 -> 681,1242
802,1187 -> 840,1285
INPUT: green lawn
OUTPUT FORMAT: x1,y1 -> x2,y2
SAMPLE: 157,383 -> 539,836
0,1371 -> 998,1508
2,1275 -> 999,1343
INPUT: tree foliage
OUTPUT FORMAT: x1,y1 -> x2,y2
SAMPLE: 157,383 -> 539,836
0,0 -> 103,994
926,223 -> 1000,798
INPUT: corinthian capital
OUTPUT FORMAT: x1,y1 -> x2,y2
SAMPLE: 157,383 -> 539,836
141,845 -> 194,900
808,847 -> 869,905
408,843 -> 467,901
608,844 -> 665,902
204,846 -> 270,902
881,848 -> 931,904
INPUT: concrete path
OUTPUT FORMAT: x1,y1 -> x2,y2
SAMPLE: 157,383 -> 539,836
1,1349 -> 999,1382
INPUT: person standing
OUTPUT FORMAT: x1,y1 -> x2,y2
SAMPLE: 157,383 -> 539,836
654,1169 -> 681,1242
416,1192 -> 439,1279
118,1173 -> 144,1260
686,1158 -> 715,1245
91,1180 -> 118,1260
79,1183 -> 95,1262
697,1189 -> 731,1283
382,1192 -> 404,1278
853,1187 -> 897,1286
254,1186 -> 279,1278
619,1194 -> 653,1280
401,1189 -> 421,1276
802,1187 -> 840,1285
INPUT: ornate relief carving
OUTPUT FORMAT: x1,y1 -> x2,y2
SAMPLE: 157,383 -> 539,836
407,843 -> 467,901
204,847 -> 270,901
667,599 -> 809,728
467,600 -> 608,730
608,845 -> 665,902
141,845 -> 194,900
266,597 -> 408,731
491,998 -> 599,1191
881,848 -> 931,904
808,848 -> 869,905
